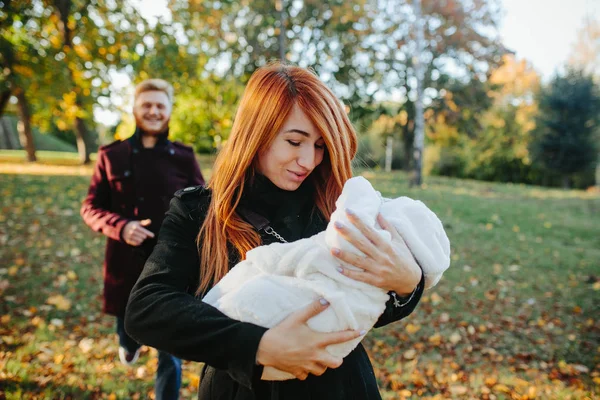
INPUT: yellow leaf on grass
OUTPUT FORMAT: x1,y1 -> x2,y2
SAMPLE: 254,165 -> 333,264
450,385 -> 468,395
47,295 -> 71,310
405,323 -> 421,334
189,374 -> 200,389
428,333 -> 442,346
1,336 -> 15,344
403,349 -> 417,360
484,376 -> 498,387
449,331 -> 461,344
493,383 -> 511,393
78,338 -> 94,354
528,386 -> 537,397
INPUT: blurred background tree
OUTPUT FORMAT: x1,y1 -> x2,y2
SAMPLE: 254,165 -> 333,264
530,70 -> 600,189
1,0 -> 143,163
1,0 -> 598,188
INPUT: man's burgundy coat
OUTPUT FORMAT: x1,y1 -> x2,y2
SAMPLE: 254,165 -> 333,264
81,132 -> 204,316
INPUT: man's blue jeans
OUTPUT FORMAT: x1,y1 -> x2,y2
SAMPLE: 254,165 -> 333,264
117,317 -> 182,399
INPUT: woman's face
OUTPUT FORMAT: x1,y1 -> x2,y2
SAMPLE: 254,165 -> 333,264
257,104 -> 326,191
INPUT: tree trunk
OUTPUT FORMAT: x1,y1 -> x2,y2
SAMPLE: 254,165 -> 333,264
1,118 -> 18,149
275,0 -> 285,60
385,136 -> 393,172
75,117 -> 92,164
55,0 -> 92,164
562,175 -> 571,190
15,90 -> 36,162
0,90 -> 12,117
411,0 -> 425,187
594,158 -> 600,187
402,123 -> 413,171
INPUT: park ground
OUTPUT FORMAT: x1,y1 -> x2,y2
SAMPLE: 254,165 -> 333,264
0,152 -> 599,399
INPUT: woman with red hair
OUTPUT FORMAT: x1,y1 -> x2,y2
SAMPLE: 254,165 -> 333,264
125,63 -> 424,400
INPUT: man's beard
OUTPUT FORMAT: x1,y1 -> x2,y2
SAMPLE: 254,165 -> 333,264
134,114 -> 170,135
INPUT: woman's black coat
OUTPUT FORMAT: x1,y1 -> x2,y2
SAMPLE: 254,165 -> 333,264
125,176 -> 424,400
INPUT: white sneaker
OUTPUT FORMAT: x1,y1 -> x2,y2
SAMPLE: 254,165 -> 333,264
119,346 -> 141,366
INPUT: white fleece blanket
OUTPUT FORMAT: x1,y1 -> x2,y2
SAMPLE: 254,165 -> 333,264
203,176 -> 451,380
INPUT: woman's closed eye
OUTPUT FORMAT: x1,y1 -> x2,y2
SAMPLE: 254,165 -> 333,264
286,139 -> 325,150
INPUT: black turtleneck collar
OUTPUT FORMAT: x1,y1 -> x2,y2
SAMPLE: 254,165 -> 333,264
239,173 -> 314,223
128,126 -> 170,148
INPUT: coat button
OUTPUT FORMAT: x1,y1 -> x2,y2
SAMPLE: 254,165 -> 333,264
169,148 -> 175,155
133,148 -> 139,154
124,170 -> 131,177
138,197 -> 145,202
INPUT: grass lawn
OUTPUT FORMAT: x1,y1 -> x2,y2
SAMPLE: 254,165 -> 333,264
0,155 -> 598,399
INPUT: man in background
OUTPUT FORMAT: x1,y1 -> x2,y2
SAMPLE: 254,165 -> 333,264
81,79 -> 204,399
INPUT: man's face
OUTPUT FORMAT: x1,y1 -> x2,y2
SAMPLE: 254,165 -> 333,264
133,90 -> 172,135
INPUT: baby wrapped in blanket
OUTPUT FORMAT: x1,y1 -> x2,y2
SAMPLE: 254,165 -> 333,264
202,176 -> 451,380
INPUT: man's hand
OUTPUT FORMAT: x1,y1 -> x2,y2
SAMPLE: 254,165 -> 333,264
122,219 -> 155,246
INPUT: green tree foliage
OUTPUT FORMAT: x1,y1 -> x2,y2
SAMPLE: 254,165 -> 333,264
157,0 -> 504,156
169,77 -> 242,153
530,69 -> 600,188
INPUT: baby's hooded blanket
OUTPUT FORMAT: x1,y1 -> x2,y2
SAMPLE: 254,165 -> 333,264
203,176 -> 451,380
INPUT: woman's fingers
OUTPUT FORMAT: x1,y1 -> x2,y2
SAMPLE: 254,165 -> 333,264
295,371 -> 309,380
336,266 -> 380,287
345,209 -> 388,247
377,213 -> 404,243
331,248 -> 369,270
318,328 -> 363,347
333,220 -> 379,261
317,354 -> 343,369
291,298 -> 330,324
307,362 -> 328,376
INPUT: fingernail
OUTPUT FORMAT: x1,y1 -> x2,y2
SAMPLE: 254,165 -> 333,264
359,329 -> 367,335
334,221 -> 344,229
336,266 -> 344,273
332,248 -> 340,255
319,298 -> 329,306
345,208 -> 355,216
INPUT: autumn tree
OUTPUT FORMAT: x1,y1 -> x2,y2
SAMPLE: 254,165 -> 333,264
468,55 -> 541,182
0,1 -> 47,161
140,0 -> 371,150
41,0 -> 143,163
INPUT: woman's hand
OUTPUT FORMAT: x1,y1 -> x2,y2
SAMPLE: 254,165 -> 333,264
256,298 -> 364,380
331,209 -> 422,296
